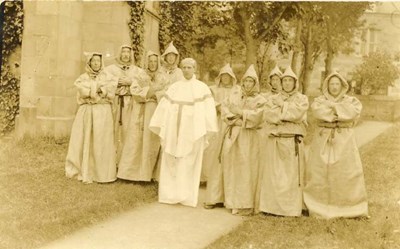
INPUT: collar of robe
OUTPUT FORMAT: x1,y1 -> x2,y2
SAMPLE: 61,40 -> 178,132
241,85 -> 258,97
270,87 -> 280,94
146,69 -> 158,81
164,64 -> 178,73
86,66 -> 102,80
117,64 -> 131,71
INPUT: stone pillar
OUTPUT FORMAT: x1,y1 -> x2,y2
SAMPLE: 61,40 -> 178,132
16,1 -> 134,139
17,1 -> 83,139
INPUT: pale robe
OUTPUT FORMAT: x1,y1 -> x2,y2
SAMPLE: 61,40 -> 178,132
260,90 -> 280,140
105,64 -> 147,162
149,76 -> 218,207
221,88 -> 266,210
204,85 -> 240,205
161,66 -> 184,85
117,70 -> 169,181
304,95 -> 368,218
65,71 -> 117,183
258,92 -> 309,216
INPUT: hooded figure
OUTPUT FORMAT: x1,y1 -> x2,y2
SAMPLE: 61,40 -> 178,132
266,65 -> 283,97
117,51 -> 169,182
304,72 -> 368,219
65,52 -> 118,183
258,66 -> 309,217
105,45 -> 148,163
220,64 -> 266,215
203,63 -> 241,209
160,41 -> 184,84
149,58 -> 218,207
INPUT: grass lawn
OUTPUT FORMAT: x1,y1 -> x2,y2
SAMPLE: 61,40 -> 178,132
207,123 -> 400,249
0,137 -> 158,249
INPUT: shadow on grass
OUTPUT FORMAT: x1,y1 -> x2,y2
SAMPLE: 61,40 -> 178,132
0,136 -> 158,249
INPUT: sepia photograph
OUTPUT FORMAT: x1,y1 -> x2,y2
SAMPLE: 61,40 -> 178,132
0,0 -> 399,248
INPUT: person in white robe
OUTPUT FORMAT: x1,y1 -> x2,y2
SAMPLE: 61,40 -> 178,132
258,66 -> 309,216
303,72 -> 368,219
203,63 -> 240,209
149,58 -> 218,207
105,45 -> 147,162
221,65 -> 266,215
65,52 -> 117,183
160,41 -> 184,84
117,51 -> 169,181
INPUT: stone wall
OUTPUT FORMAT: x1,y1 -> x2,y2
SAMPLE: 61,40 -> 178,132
356,95 -> 400,122
16,1 -> 155,138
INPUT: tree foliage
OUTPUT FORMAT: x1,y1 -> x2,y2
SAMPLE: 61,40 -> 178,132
158,1 -> 295,80
288,2 -> 371,93
159,1 -> 241,80
320,2 -> 371,76
352,51 -> 399,95
0,0 -> 24,136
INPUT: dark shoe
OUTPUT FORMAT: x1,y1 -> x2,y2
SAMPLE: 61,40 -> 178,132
203,202 -> 224,209
302,209 -> 309,217
203,203 -> 216,209
214,202 -> 224,208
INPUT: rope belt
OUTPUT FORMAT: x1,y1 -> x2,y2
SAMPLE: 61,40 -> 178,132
317,121 -> 353,141
117,94 -> 131,126
217,117 -> 244,163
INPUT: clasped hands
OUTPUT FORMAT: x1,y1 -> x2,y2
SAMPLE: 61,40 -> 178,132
118,76 -> 132,87
272,98 -> 284,107
229,105 -> 243,116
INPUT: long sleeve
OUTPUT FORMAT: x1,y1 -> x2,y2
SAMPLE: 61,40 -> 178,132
204,94 -> 219,133
221,97 -> 238,125
153,72 -> 169,102
243,96 -> 266,128
74,76 -> 91,98
130,79 -> 148,103
101,74 -> 118,100
311,96 -> 337,122
281,94 -> 309,122
264,96 -> 283,124
335,96 -> 362,122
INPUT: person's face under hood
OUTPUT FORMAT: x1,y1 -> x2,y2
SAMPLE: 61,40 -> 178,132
148,55 -> 158,72
220,73 -> 233,87
90,55 -> 102,72
282,76 -> 296,93
165,53 -> 177,65
270,75 -> 281,90
260,75 -> 269,86
243,77 -> 256,92
328,76 -> 343,98
120,47 -> 132,64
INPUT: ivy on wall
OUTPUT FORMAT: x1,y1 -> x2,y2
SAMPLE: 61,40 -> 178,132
0,0 -> 23,136
127,1 -> 145,66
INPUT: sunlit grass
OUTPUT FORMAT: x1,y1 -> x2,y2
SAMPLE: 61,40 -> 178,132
207,124 -> 400,249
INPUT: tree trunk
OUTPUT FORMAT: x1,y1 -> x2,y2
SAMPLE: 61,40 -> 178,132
324,19 -> 334,79
291,19 -> 303,76
301,24 -> 313,94
238,9 -> 257,68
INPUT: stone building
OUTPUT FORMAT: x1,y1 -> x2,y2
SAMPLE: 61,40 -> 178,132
16,1 -> 160,138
